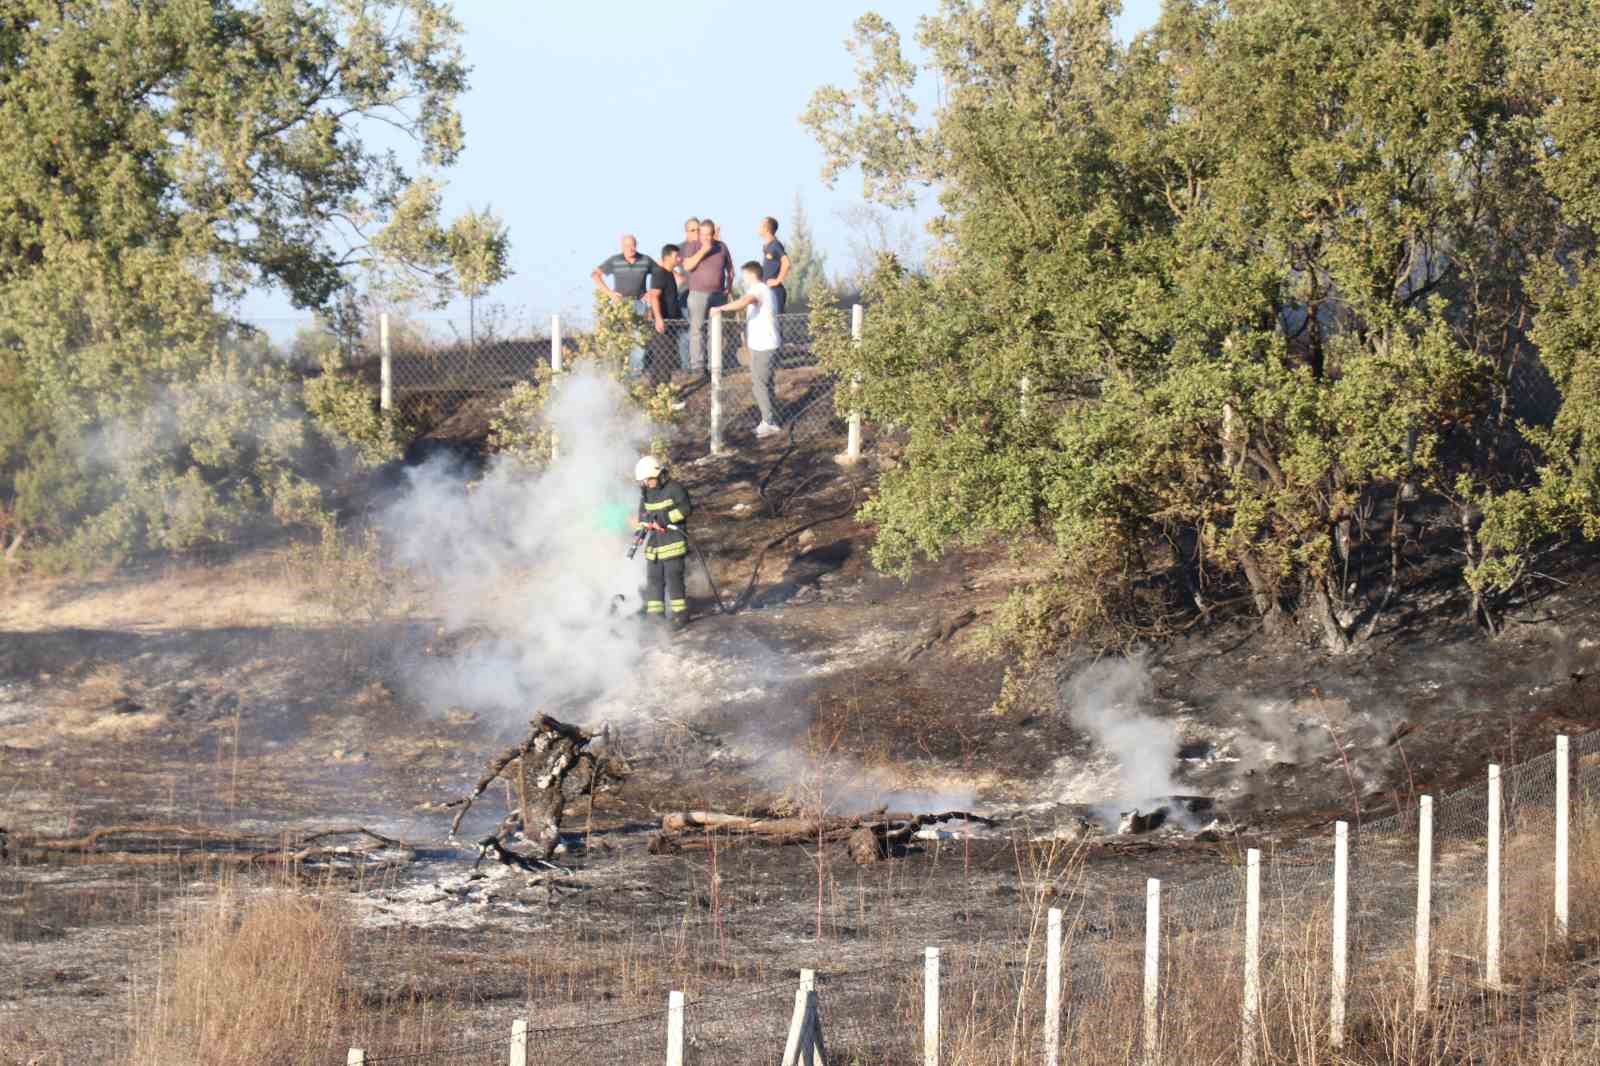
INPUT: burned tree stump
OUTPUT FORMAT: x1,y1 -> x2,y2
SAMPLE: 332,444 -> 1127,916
448,714 -> 624,864
847,826 -> 885,865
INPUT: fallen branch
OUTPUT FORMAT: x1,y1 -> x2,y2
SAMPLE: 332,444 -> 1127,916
0,824 -> 414,871
654,809 -> 997,863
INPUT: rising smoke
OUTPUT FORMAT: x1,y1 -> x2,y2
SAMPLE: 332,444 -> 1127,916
1060,653 -> 1181,808
382,369 -> 659,726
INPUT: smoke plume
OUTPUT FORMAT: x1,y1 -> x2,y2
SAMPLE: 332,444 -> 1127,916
1061,653 -> 1180,807
382,369 -> 659,725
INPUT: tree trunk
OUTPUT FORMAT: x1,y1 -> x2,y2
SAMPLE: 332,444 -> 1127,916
1306,576 -> 1353,654
1237,548 -> 1286,633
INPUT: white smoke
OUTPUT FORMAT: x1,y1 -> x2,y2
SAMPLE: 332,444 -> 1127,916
1061,654 -> 1180,807
382,369 -> 659,725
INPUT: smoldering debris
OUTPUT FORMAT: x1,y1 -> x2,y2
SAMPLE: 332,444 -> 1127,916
649,808 -> 1000,865
1060,653 -> 1185,813
443,713 -> 628,868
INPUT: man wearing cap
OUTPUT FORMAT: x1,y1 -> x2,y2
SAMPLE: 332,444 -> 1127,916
632,455 -> 693,631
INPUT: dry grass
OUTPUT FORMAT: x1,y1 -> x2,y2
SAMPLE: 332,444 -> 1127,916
127,887 -> 356,1066
73,802 -> 1600,1066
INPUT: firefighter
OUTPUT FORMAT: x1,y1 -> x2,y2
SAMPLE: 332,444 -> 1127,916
633,455 -> 692,630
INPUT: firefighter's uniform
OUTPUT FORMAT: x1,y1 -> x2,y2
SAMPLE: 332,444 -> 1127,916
639,476 -> 692,625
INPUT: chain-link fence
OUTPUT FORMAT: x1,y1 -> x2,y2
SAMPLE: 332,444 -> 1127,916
376,311 -> 851,454
336,730 -> 1596,1065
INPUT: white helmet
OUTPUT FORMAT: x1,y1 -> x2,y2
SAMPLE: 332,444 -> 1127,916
634,455 -> 663,481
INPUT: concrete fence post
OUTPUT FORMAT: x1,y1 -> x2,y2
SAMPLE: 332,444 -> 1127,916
378,312 -> 392,413
709,313 -> 725,456
1331,820 -> 1349,1050
1144,878 -> 1160,1066
509,1019 -> 528,1066
1415,795 -> 1434,1014
346,1051 -> 365,1066
782,969 -> 817,1066
550,314 -> 563,373
1487,764 -> 1502,986
1556,735 -> 1570,940
1242,849 -> 1261,1066
844,304 -> 864,464
1045,907 -> 1062,1066
666,990 -> 685,1066
924,946 -> 940,1066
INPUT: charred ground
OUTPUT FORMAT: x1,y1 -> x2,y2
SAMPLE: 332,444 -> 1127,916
3,431 -> 1600,1061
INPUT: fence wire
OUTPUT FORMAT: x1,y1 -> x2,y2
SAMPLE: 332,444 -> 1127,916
337,730 -> 1596,1065
377,312 -> 847,453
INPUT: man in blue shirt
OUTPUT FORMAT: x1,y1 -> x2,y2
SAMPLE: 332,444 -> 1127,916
757,216 -> 791,315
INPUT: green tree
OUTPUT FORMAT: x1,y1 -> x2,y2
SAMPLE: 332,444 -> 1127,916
447,205 -> 513,350
805,0 -> 1599,655
0,0 -> 469,559
783,194 -> 831,312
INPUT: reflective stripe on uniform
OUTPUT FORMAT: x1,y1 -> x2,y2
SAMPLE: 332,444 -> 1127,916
669,599 -> 687,611
643,499 -> 673,511
646,542 -> 688,560
646,601 -> 665,613
667,508 -> 685,523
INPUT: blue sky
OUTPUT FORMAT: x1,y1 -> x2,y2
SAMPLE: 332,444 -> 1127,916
241,0 -> 1162,334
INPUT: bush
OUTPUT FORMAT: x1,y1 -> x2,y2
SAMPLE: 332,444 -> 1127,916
303,348 -> 407,467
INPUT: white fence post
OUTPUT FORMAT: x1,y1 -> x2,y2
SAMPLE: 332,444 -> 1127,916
1045,907 -> 1062,1066
1487,764 -> 1502,986
1019,375 -> 1031,419
550,313 -> 564,373
844,304 -> 864,464
1242,849 -> 1261,1066
378,312 -> 392,413
666,990 -> 685,1066
1414,795 -> 1433,1014
346,1051 -> 365,1066
782,969 -> 817,1066
1556,734 -> 1570,941
1331,820 -> 1349,1050
709,313 -> 725,456
924,946 -> 940,1066
1144,878 -> 1160,1066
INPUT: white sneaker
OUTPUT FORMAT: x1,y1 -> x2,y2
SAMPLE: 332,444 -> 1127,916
754,421 -> 781,438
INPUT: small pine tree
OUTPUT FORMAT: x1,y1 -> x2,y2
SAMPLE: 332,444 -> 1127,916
783,193 -> 830,312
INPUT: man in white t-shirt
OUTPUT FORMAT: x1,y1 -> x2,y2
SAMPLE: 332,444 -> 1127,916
712,260 -> 783,438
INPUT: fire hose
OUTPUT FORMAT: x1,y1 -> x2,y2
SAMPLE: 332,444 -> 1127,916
627,523 -> 728,615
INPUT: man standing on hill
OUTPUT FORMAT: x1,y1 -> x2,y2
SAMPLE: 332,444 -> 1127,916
680,218 -> 733,377
591,234 -> 656,376
643,244 -> 683,389
713,260 -> 783,438
758,216 -> 791,315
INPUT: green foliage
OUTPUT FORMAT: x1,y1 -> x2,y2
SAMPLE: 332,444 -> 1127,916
784,194 -> 831,313
26,354 -> 330,571
486,293 -> 677,469
807,0 -> 1600,650
0,0 -> 471,563
487,373 -> 558,467
302,350 -> 406,467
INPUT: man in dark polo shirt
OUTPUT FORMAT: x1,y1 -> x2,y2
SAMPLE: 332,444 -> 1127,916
642,244 -> 683,388
758,216 -> 791,315
679,218 -> 734,376
590,234 -> 655,375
